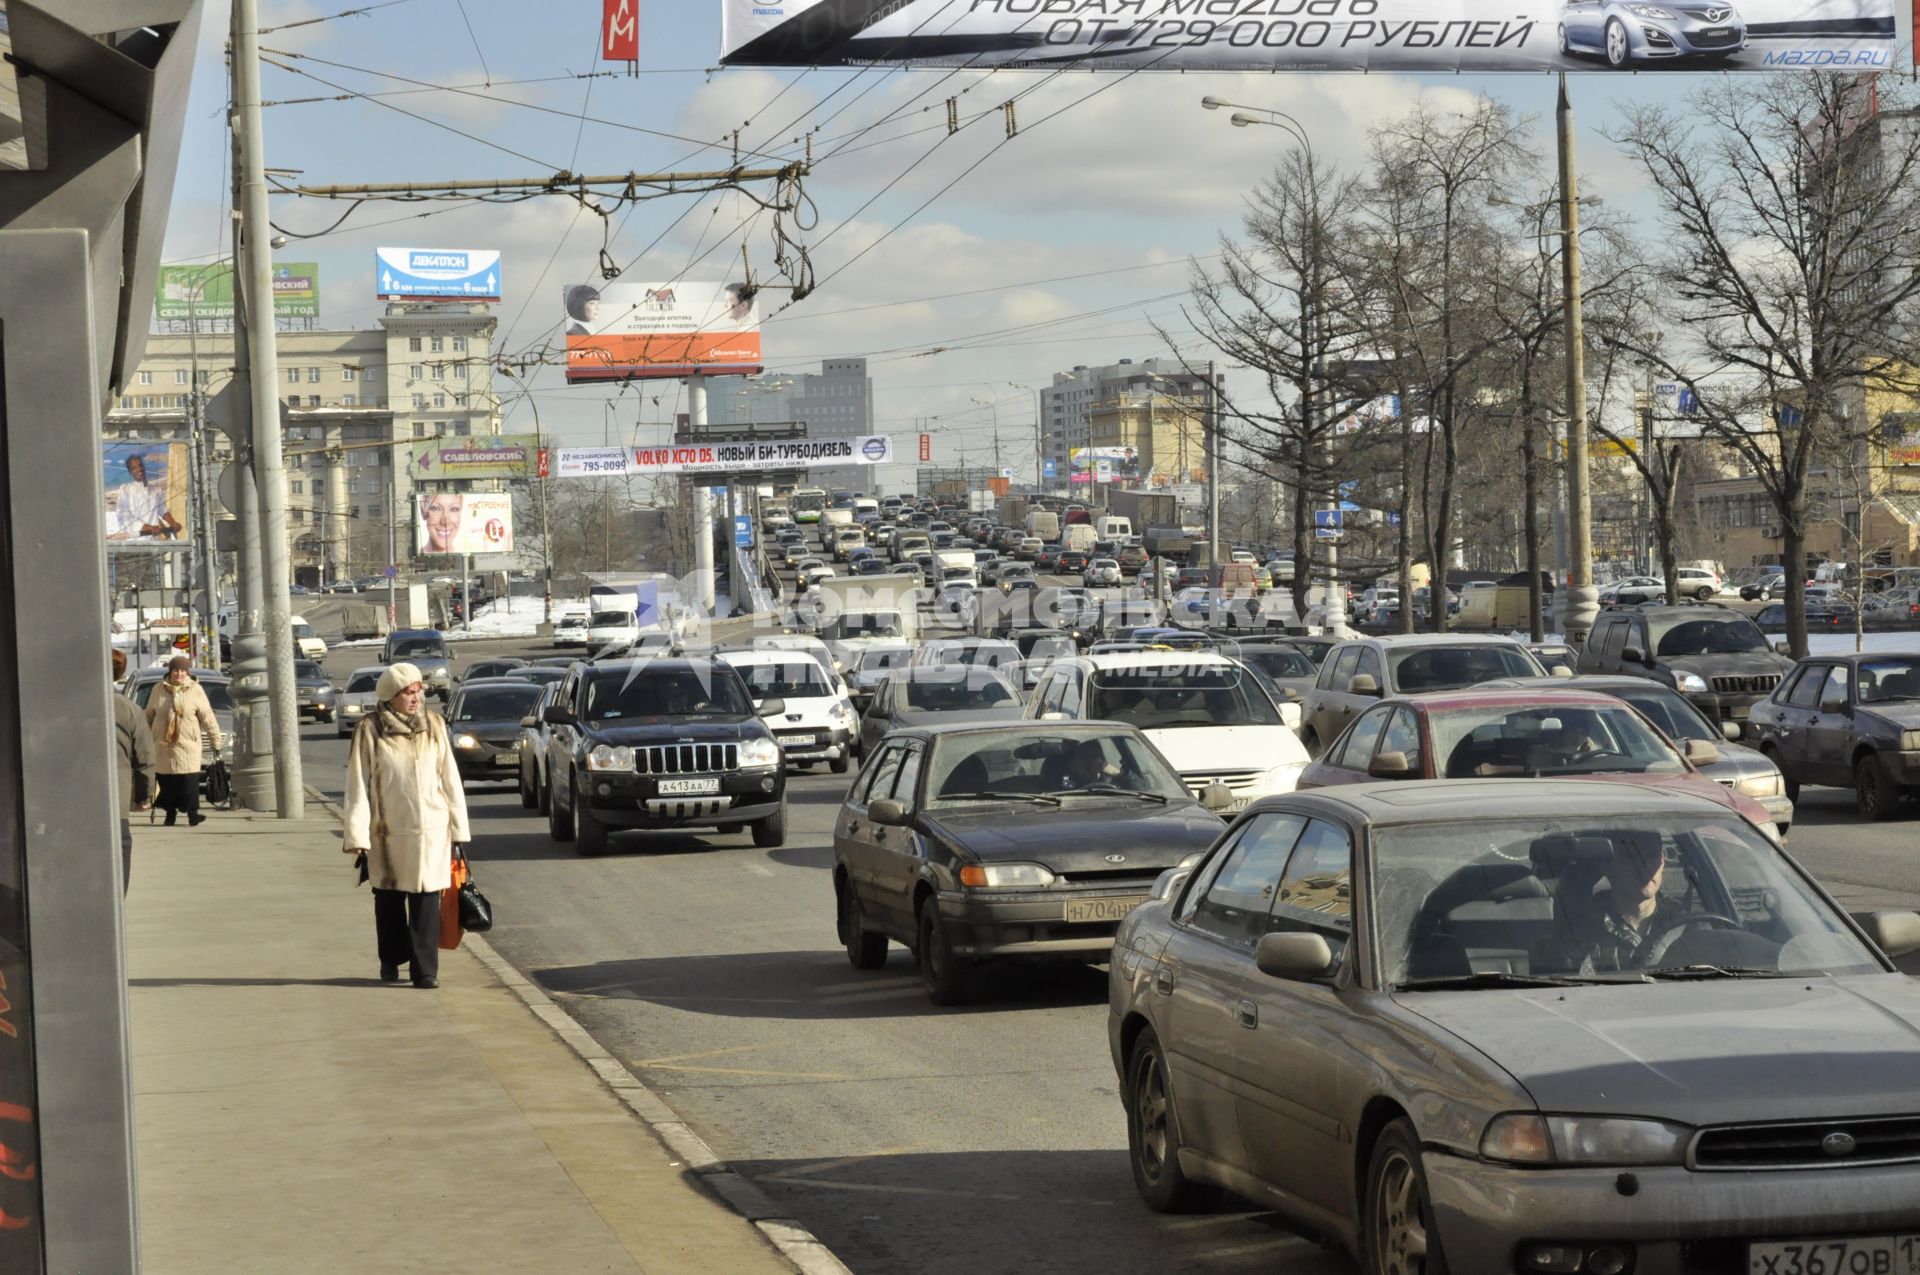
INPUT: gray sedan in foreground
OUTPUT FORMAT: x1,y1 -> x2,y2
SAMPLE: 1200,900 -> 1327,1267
1111,779 -> 1920,1274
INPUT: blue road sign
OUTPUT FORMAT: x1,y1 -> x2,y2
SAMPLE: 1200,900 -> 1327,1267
384,564 -> 398,579
1314,509 -> 1343,540
633,581 -> 658,627
1042,458 -> 1058,480
733,514 -> 753,548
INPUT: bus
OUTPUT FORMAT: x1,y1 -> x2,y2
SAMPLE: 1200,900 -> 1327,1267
790,487 -> 828,524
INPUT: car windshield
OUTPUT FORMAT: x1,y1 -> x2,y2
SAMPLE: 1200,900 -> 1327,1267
852,646 -> 913,674
582,669 -> 752,720
589,611 -> 633,627
1651,616 -> 1769,657
1428,704 -> 1686,777
927,643 -> 1018,670
731,661 -> 832,699
1373,814 -> 1883,987
823,614 -> 904,639
899,674 -> 1017,712
925,728 -> 1190,806
293,621 -> 316,639
1085,665 -> 1283,728
346,672 -> 381,693
1389,645 -> 1540,691
390,638 -> 448,659
1858,657 -> 1920,703
199,681 -> 235,712
295,661 -> 325,679
1611,685 -> 1719,744
1015,633 -> 1076,660
1241,648 -> 1315,679
452,686 -> 543,721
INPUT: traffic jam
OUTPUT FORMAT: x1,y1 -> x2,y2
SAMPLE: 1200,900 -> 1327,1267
415,492 -> 1920,1275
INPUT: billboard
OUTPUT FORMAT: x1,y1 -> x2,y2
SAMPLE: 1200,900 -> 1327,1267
1069,446 -> 1141,486
103,442 -> 189,544
552,435 -> 894,478
405,434 -> 540,481
376,247 -> 502,302
155,263 -> 321,322
561,281 -> 762,383
415,491 -> 515,556
720,0 -> 1896,72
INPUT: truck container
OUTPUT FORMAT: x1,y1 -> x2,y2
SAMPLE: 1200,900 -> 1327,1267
998,496 -> 1031,527
1143,526 -> 1193,561
1025,511 -> 1061,541
1108,489 -> 1177,531
1061,524 -> 1097,553
813,574 -> 920,654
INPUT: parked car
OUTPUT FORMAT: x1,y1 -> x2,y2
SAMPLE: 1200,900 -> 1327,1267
1111,780 -> 1920,1271
1299,636 -> 1546,757
541,657 -> 788,854
334,666 -> 385,737
1755,602 -> 1859,632
289,615 -> 327,661
834,722 -> 1229,1004
294,658 -> 335,723
1526,641 -> 1580,673
1740,569 -> 1789,601
445,678 -> 548,785
1749,652 -> 1920,819
1578,605 -> 1794,738
857,667 -> 1025,755
1600,576 -> 1665,608
1223,640 -> 1319,708
720,649 -> 860,774
382,628 -> 453,698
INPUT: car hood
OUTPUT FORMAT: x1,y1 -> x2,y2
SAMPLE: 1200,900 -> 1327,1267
1140,723 -> 1309,771
920,804 -> 1222,874
1658,651 -> 1793,678
583,718 -> 763,745
1860,705 -> 1920,732
893,705 -> 1023,728
1399,976 -> 1920,1125
1698,741 -> 1779,785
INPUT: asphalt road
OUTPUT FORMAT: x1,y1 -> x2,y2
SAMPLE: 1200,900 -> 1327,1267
298,632 -> 1920,1275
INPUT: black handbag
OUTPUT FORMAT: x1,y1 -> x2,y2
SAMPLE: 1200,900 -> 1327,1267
454,847 -> 492,932
204,757 -> 232,807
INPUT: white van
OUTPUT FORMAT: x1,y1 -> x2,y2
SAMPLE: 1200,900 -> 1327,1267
289,615 -> 326,660
1097,515 -> 1132,541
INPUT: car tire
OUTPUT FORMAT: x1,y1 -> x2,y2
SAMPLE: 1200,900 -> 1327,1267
536,771 -> 550,816
1760,748 -> 1799,804
840,881 -> 888,970
519,764 -> 537,810
1300,729 -> 1323,760
1605,17 -> 1630,65
1696,586 -> 1715,601
831,753 -> 851,775
1557,21 -> 1570,54
1857,754 -> 1898,822
548,771 -> 574,842
916,897 -> 974,1006
1126,1028 -> 1206,1213
752,801 -> 787,848
1362,1117 -> 1450,1275
572,782 -> 609,855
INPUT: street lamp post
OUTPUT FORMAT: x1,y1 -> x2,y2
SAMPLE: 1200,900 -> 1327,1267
497,363 -> 554,626
1556,73 -> 1599,647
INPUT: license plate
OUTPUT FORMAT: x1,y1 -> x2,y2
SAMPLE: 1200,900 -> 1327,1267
781,734 -> 817,746
1701,26 -> 1727,35
494,755 -> 518,767
657,777 -> 720,796
1065,896 -> 1148,924
1750,1236 -> 1920,1274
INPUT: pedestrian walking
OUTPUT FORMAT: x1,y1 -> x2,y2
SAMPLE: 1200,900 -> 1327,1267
341,662 -> 470,989
111,648 -> 156,892
145,655 -> 221,828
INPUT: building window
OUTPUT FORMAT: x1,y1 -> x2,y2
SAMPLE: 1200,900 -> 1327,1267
435,421 -> 447,436
350,505 -> 361,519
307,367 -> 321,383
286,368 -> 301,384
119,396 -> 134,409
414,422 -> 427,438
409,336 -> 422,352
368,504 -> 382,519
453,363 -> 466,381
452,337 -> 466,353
412,394 -> 426,409
431,363 -> 445,381
289,509 -> 304,523
454,394 -> 467,407
410,364 -> 423,381
342,366 -> 357,382
454,421 -> 470,437
197,369 -> 210,387
311,480 -> 325,495
433,392 -> 446,409
138,370 -> 153,385
174,369 -> 188,385
141,396 -> 155,408
348,479 -> 361,496
291,481 -> 304,495
430,336 -> 443,353
341,395 -> 356,407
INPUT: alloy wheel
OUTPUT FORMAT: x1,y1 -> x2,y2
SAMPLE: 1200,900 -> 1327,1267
1374,1150 -> 1430,1275
1606,20 -> 1628,65
1131,1049 -> 1171,1186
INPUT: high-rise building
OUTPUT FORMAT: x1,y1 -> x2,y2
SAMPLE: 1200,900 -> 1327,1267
104,302 -> 500,583
705,357 -> 875,491
1038,358 -> 1216,488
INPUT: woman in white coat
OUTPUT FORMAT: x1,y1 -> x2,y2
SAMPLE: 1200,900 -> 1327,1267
342,663 -> 470,988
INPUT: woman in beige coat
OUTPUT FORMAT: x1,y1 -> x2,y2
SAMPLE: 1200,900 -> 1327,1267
342,662 -> 471,988
146,655 -> 222,827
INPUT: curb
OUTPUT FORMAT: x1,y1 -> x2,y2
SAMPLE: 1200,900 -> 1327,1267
304,787 -> 853,1275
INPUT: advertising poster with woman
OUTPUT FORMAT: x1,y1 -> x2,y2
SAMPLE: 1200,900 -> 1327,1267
415,491 -> 514,556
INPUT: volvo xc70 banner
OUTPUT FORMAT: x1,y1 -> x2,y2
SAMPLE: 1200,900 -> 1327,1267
721,0 -> 1897,72
554,435 -> 895,478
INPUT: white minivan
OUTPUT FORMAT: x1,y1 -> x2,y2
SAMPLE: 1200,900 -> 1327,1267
1024,651 -> 1309,813
719,648 -> 859,773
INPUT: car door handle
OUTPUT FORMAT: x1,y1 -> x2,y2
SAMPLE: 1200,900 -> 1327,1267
847,819 -> 861,835
1153,967 -> 1174,995
1237,1000 -> 1259,1030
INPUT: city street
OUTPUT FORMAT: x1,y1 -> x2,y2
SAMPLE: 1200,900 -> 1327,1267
302,636 -> 1920,1275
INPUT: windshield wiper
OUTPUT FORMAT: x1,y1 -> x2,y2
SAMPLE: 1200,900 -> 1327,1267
1641,964 -> 1790,980
937,791 -> 1062,806
1047,785 -> 1169,803
1396,971 -> 1644,991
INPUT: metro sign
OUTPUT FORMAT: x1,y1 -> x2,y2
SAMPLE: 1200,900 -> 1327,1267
603,0 -> 638,60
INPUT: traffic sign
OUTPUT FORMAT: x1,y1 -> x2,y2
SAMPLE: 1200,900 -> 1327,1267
384,564 -> 398,579
733,514 -> 753,548
1313,509 -> 1343,541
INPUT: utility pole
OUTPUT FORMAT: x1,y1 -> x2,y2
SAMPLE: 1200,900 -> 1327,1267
234,0 -> 303,816
688,371 -> 715,612
1558,73 -> 1599,648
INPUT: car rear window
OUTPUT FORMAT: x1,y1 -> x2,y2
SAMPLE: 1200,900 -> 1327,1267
1390,645 -> 1539,691
452,685 -> 544,721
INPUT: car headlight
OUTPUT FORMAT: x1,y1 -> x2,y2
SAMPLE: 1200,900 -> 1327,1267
1262,764 -> 1304,794
1625,2 -> 1673,16
1674,671 -> 1709,693
587,744 -> 635,772
830,702 -> 857,727
1901,729 -> 1920,752
343,703 -> 365,716
957,862 -> 1056,888
454,733 -> 480,750
1737,772 -> 1785,799
740,737 -> 782,768
431,667 -> 451,683
1481,1113 -> 1690,1166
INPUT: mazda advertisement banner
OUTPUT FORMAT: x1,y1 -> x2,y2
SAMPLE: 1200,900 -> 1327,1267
721,0 -> 1896,72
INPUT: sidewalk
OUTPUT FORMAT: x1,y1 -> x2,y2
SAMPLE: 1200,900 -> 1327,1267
125,803 -> 805,1275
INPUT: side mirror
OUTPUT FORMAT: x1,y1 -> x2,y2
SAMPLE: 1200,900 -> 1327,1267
541,704 -> 573,726
1720,720 -> 1741,743
1856,910 -> 1920,960
520,715 -> 538,729
1254,932 -> 1337,982
1346,673 -> 1380,697
1040,710 -> 1069,721
1621,646 -> 1645,664
1150,866 -> 1193,902
1550,664 -> 1574,678
1682,737 -> 1721,767
1200,780 -> 1237,812
1774,641 -> 1794,657
757,697 -> 787,717
1368,750 -> 1415,779
869,798 -> 910,827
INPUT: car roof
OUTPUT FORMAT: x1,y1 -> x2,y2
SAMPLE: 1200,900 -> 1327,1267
1079,650 -> 1234,669
1386,687 -> 1630,711
1335,633 -> 1526,649
1244,777 -> 1726,826
388,628 -> 443,638
1794,650 -> 1920,664
581,657 -> 723,675
718,649 -> 831,668
888,720 -> 1137,741
453,677 -> 545,693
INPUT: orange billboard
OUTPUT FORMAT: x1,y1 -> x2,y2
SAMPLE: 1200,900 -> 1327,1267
563,281 -> 762,383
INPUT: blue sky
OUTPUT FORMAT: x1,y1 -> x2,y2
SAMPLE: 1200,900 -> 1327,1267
165,1 -> 1722,484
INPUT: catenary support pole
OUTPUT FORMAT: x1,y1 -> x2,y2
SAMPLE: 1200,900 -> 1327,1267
1557,73 -> 1599,648
234,0 -> 303,816
688,372 -> 715,613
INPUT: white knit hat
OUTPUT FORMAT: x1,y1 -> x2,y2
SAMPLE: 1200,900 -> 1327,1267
377,662 -> 425,703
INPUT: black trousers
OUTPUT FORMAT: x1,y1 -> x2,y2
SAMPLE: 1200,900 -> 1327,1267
372,888 -> 440,982
156,772 -> 199,818
120,818 -> 131,895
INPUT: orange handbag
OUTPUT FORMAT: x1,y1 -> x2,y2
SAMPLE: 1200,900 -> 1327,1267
438,850 -> 469,951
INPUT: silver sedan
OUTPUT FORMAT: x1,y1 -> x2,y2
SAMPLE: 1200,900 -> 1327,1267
1110,779 -> 1920,1274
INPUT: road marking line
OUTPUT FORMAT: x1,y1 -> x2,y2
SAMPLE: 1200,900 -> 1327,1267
744,862 -> 775,877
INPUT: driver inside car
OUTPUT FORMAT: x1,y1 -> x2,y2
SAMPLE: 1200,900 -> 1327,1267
1545,834 -> 1682,973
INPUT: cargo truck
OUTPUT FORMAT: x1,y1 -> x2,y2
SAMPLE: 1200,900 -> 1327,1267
1143,526 -> 1193,561
814,575 -> 920,668
1108,489 -> 1177,533
1025,510 -> 1061,541
998,496 -> 1031,528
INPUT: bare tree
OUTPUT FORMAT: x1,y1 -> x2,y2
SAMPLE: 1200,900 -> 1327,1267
1607,72 -> 1920,657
